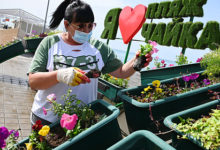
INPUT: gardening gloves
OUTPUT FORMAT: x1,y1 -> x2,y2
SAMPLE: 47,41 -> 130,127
57,67 -> 90,86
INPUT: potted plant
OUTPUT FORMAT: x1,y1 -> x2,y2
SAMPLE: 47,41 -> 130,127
107,130 -> 176,150
98,74 -> 129,102
141,51 -> 204,86
0,38 -> 25,63
24,31 -> 60,53
164,99 -> 220,150
17,89 -> 122,150
117,71 -> 220,137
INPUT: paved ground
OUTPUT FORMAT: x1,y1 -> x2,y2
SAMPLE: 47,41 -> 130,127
0,53 -> 141,140
0,54 -> 36,140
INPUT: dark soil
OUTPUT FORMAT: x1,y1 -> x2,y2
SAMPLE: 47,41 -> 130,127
85,69 -> 101,78
133,55 -> 146,71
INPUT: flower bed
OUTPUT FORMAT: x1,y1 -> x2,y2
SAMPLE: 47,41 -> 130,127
107,130 -> 176,150
0,39 -> 24,63
164,100 -> 220,150
98,74 -> 129,102
118,71 -> 220,135
17,99 -> 122,150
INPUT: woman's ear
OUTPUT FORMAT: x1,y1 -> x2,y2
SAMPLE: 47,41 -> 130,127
64,20 -> 69,29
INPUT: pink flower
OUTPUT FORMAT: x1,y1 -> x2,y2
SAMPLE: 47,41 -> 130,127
169,64 -> 174,67
152,67 -> 157,69
47,93 -> 56,103
148,40 -> 157,47
43,107 -> 47,115
196,57 -> 203,62
155,56 -> 159,60
161,60 -> 165,64
60,114 -> 78,130
152,47 -> 159,54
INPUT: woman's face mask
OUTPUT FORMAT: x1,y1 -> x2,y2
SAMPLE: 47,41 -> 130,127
72,30 -> 92,44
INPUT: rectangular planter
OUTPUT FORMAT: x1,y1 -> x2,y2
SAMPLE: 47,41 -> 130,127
98,78 -> 124,103
164,100 -> 220,150
0,41 -> 25,63
25,38 -> 43,52
141,63 -> 204,85
107,130 -> 176,150
118,72 -> 220,134
18,99 -> 122,150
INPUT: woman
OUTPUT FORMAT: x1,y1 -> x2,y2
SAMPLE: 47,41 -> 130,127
28,0 -> 152,125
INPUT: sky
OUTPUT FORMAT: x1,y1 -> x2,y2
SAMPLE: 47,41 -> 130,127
0,0 -> 219,62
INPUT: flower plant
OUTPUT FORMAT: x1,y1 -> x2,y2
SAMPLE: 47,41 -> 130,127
0,127 -> 22,150
23,31 -> 61,40
100,74 -> 129,88
0,38 -> 20,51
25,89 -> 107,150
175,105 -> 220,150
133,40 -> 159,71
200,47 -> 220,82
127,73 -> 218,103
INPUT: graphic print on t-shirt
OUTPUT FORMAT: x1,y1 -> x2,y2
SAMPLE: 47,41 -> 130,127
53,54 -> 98,70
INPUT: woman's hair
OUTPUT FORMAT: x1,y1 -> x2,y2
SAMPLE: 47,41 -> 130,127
49,0 -> 94,29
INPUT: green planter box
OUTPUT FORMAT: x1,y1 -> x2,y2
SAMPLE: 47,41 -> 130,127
98,78 -> 124,102
107,130 -> 176,150
0,41 -> 25,63
25,38 -> 43,52
118,72 -> 220,134
18,99 -> 122,150
164,100 -> 220,150
141,63 -> 204,85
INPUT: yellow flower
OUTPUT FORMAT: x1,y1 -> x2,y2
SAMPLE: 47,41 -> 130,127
25,143 -> 33,150
155,88 -> 163,93
38,125 -> 50,136
141,91 -> 145,94
152,80 -> 160,87
126,77 -> 130,80
209,73 -> 212,76
115,77 -> 118,80
144,86 -> 152,92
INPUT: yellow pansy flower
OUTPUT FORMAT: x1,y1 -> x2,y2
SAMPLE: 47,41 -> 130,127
38,125 -> 50,136
152,80 -> 160,88
144,86 -> 152,92
141,91 -> 145,94
155,88 -> 163,93
25,143 -> 33,150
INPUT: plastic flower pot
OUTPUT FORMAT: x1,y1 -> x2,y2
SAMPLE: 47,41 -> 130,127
141,63 -> 204,85
0,41 -> 25,63
17,99 -> 122,150
107,130 -> 176,150
164,100 -> 220,150
118,71 -> 220,136
24,37 -> 43,52
98,78 -> 124,102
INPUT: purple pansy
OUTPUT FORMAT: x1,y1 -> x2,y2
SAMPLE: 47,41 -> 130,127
0,139 -> 6,148
0,127 -> 9,140
203,79 -> 211,85
182,75 -> 191,82
9,130 -> 19,138
190,73 -> 199,80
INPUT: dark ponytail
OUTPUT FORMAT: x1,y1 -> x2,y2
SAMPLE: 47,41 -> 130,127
49,0 -> 94,29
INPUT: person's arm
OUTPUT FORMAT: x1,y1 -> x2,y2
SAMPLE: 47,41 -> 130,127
29,71 -> 58,90
110,53 -> 152,79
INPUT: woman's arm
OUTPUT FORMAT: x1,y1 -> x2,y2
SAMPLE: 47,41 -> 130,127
29,71 -> 59,90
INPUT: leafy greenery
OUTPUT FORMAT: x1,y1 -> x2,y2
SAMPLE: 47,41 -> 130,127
175,107 -> 220,150
200,48 -> 220,82
139,44 -> 153,56
0,39 -> 20,50
23,31 -> 61,40
101,74 -> 129,88
175,53 -> 190,65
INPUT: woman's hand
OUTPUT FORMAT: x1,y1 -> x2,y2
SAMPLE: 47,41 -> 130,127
57,67 -> 90,86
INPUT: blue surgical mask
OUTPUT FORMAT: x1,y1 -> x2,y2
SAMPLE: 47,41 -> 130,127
72,30 -> 92,44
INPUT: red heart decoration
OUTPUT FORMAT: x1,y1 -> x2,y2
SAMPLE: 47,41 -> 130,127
119,4 -> 147,44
